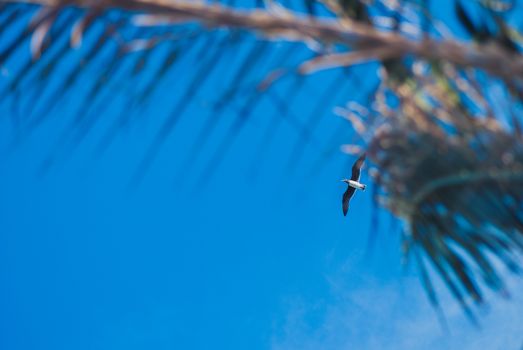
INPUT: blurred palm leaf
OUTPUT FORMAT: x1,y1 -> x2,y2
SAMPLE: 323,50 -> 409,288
1,0 -> 523,319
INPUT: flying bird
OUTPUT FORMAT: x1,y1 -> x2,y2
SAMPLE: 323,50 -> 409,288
341,153 -> 366,216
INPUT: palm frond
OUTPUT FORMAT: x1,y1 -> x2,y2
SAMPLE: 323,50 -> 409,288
1,0 -> 523,318
365,56 -> 523,317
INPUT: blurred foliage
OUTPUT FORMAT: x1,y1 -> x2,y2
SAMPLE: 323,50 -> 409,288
1,0 -> 523,320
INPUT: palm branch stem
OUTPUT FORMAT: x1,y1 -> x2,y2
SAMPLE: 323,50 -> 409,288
2,0 -> 523,85
408,169 -> 523,218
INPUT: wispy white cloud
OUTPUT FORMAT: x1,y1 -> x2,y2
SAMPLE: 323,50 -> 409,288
272,257 -> 523,350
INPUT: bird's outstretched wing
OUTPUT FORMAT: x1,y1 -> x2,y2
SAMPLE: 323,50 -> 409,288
351,153 -> 366,181
342,187 -> 356,216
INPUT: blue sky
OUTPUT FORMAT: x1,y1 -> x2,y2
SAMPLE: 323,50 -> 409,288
1,1 -> 523,349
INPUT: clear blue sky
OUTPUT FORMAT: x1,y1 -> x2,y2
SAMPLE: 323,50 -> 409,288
0,1 -> 522,349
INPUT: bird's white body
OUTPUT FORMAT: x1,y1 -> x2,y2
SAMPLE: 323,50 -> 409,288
348,180 -> 366,190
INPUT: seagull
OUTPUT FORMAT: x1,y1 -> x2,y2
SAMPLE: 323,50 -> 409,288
341,153 -> 366,216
